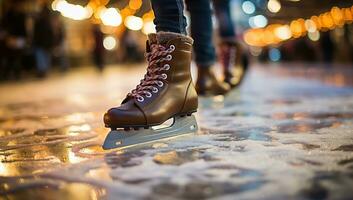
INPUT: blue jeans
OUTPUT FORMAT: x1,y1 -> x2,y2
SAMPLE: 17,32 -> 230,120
35,48 -> 51,73
151,0 -> 216,66
151,0 -> 236,66
186,0 -> 216,66
213,0 -> 236,40
151,0 -> 187,34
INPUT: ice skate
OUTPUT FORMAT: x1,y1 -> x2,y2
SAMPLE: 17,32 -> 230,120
195,66 -> 230,96
103,32 -> 198,150
219,41 -> 249,88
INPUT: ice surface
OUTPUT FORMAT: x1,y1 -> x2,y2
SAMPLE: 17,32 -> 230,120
0,65 -> 353,200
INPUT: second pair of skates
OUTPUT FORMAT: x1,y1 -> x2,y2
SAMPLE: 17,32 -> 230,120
103,32 -> 198,150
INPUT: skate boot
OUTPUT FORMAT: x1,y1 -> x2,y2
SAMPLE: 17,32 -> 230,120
103,32 -> 198,150
219,41 -> 248,88
195,66 -> 230,96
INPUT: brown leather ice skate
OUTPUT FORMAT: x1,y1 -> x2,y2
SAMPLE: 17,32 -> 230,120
195,66 -> 230,96
219,41 -> 249,88
104,32 -> 198,129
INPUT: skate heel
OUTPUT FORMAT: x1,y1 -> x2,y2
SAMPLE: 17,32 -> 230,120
178,110 -> 197,117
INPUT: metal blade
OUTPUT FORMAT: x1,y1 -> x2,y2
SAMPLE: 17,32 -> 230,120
102,115 -> 198,150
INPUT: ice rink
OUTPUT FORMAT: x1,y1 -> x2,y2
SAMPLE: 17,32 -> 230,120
1,63 -> 353,200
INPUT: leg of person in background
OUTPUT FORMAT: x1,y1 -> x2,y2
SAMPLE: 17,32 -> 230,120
213,0 -> 249,88
185,0 -> 230,96
102,0 -> 198,149
35,48 -> 50,78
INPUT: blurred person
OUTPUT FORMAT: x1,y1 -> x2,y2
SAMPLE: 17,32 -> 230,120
213,0 -> 249,88
51,11 -> 69,72
186,0 -> 230,96
120,30 -> 144,63
0,23 -> 6,80
92,24 -> 104,71
33,5 -> 54,77
187,0 -> 249,96
1,0 -> 28,79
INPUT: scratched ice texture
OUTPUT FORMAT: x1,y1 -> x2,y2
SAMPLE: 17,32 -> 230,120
0,64 -> 353,200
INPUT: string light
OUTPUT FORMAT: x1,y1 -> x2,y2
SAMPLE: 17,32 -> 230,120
124,16 -> 143,31
267,0 -> 281,13
52,0 -> 92,20
244,5 -> 353,47
100,7 -> 122,27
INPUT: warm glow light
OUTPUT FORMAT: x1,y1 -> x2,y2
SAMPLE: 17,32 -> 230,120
267,0 -> 281,13
331,7 -> 344,26
129,0 -> 143,10
244,29 -> 266,47
304,19 -> 317,32
100,8 -> 122,27
124,16 -> 143,31
142,21 -> 156,35
310,16 -> 322,30
308,31 -> 320,41
275,25 -> 292,40
103,36 -> 117,50
142,10 -> 155,21
243,5 -> 352,47
290,19 -> 305,38
343,8 -> 353,22
52,0 -> 92,20
320,13 -> 334,29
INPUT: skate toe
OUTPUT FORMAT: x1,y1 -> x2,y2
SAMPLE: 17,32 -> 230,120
103,107 -> 145,128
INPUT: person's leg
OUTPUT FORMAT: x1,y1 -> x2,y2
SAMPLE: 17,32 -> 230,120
214,0 -> 248,88
151,0 -> 187,34
185,0 -> 229,96
104,0 -> 198,136
35,48 -> 46,76
213,0 -> 235,40
185,0 -> 215,66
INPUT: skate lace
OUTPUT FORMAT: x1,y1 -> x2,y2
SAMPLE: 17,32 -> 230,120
127,43 -> 175,102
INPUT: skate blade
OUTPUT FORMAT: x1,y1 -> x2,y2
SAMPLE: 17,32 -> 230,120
102,115 -> 198,150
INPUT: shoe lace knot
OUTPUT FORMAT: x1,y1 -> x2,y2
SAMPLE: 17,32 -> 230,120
127,43 -> 175,102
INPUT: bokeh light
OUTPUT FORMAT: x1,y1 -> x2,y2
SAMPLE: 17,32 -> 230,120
275,25 -> 292,40
124,16 -> 143,31
249,15 -> 268,28
100,8 -> 122,27
103,36 -> 117,50
242,1 -> 256,15
267,0 -> 281,13
142,21 -> 156,35
308,31 -> 320,41
52,0 -> 92,20
269,48 -> 281,62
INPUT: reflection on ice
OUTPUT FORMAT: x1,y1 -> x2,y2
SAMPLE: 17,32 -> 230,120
1,66 -> 353,199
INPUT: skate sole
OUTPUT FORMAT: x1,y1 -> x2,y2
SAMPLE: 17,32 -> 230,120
105,110 -> 197,130
102,114 -> 198,150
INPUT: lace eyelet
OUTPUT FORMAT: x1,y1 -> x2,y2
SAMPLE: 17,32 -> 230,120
137,96 -> 144,102
164,64 -> 170,70
157,81 -> 164,87
169,45 -> 175,51
166,55 -> 172,61
145,92 -> 152,98
152,87 -> 158,93
161,73 -> 167,80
